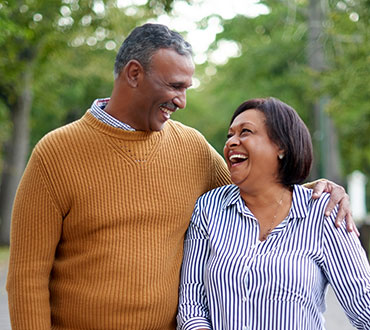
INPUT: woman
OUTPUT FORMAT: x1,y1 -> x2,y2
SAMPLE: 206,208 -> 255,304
177,98 -> 370,330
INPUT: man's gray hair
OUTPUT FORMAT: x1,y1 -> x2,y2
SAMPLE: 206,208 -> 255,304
114,23 -> 193,79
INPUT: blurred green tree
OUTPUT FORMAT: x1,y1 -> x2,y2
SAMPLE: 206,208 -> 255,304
0,0 -> 178,245
1,0 -> 368,245
175,0 -> 312,157
323,0 -> 370,190
174,0 -> 369,204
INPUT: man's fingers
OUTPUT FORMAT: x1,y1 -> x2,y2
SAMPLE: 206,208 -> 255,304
312,180 -> 327,199
326,185 -> 346,213
344,213 -> 360,237
333,204 -> 348,227
325,199 -> 338,217
354,224 -> 360,237
331,195 -> 359,236
315,180 -> 356,235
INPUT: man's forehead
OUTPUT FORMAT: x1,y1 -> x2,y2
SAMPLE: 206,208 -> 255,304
151,48 -> 193,66
150,49 -> 194,81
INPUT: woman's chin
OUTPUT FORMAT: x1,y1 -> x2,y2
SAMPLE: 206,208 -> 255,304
230,176 -> 249,188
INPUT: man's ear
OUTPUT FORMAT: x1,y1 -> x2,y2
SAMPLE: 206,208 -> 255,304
124,60 -> 144,88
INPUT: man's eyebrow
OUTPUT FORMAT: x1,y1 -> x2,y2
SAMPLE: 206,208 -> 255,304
171,81 -> 192,88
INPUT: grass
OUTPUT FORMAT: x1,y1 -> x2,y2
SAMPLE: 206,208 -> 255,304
0,246 -> 9,265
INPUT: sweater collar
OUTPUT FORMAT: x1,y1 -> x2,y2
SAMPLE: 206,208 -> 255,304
83,110 -> 165,141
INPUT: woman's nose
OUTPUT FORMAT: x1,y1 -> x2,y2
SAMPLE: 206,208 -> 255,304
226,135 -> 240,148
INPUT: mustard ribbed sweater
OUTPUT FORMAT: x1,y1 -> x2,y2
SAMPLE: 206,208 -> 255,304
7,111 -> 230,330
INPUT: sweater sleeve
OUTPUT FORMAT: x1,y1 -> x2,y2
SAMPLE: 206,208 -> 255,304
207,143 -> 231,190
6,148 -> 63,329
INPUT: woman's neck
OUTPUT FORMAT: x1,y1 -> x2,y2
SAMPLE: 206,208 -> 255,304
240,184 -> 293,241
240,183 -> 290,206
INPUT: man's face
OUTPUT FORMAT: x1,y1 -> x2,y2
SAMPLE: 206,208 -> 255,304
135,48 -> 194,131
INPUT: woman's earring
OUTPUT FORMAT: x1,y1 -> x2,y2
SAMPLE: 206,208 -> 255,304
278,154 -> 284,159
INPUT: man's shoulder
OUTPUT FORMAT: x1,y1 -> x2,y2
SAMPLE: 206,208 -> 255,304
165,120 -> 217,156
35,114 -> 88,153
166,119 -> 205,140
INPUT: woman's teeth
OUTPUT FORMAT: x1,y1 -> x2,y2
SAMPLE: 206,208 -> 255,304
229,154 -> 248,163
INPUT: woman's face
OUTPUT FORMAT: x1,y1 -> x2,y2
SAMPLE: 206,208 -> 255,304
223,109 -> 282,190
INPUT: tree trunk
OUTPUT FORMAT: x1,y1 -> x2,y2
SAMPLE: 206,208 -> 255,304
0,68 -> 32,245
307,0 -> 342,184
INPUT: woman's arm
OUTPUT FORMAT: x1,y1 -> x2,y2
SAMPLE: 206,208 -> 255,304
322,205 -> 370,329
177,202 -> 212,330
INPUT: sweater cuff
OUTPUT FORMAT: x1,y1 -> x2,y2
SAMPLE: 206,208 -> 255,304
303,178 -> 326,189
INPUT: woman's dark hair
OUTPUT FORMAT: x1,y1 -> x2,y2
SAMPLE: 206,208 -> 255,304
229,97 -> 313,186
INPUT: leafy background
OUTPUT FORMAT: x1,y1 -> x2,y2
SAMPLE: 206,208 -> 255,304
0,0 -> 369,244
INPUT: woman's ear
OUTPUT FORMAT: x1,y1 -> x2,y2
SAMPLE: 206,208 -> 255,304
277,147 -> 285,160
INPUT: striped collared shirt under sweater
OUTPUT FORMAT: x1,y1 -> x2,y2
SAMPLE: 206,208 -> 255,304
90,98 -> 135,131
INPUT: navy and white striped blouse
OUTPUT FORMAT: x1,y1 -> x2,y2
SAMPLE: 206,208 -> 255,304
177,184 -> 370,330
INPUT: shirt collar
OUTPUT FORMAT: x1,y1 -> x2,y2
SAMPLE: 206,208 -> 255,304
289,184 -> 311,219
222,184 -> 311,220
221,185 -> 242,209
90,98 -> 136,131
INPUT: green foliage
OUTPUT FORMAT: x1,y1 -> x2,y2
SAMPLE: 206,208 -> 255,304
0,100 -> 11,171
323,0 -> 370,174
174,1 -> 313,153
30,43 -> 116,145
174,0 -> 370,207
0,0 -> 177,150
1,0 -> 369,205
323,0 -> 370,204
0,245 -> 9,264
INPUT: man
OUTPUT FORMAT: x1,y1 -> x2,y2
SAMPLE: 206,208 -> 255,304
7,23 -> 354,329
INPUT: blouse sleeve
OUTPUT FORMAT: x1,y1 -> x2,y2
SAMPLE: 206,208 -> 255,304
177,201 -> 212,330
322,206 -> 370,329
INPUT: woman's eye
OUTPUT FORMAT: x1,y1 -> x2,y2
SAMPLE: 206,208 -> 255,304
226,134 -> 233,139
241,128 -> 252,134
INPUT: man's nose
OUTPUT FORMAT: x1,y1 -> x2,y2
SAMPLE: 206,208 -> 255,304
173,90 -> 187,109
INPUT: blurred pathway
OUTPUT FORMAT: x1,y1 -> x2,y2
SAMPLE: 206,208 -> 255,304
0,260 -> 10,330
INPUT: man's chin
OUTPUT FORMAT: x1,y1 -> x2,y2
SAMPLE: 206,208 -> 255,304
150,121 -> 167,132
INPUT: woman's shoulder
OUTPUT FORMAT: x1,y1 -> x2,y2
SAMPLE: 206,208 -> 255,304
197,184 -> 239,207
294,185 -> 337,227
293,184 -> 331,209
